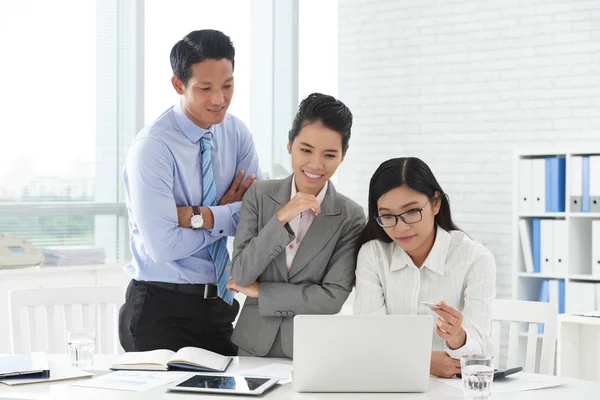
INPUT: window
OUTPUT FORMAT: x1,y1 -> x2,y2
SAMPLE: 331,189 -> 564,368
0,0 -> 131,264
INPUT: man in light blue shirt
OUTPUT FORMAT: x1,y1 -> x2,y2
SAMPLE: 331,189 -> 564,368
118,29 -> 263,356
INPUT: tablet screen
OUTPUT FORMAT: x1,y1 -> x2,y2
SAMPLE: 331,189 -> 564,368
177,375 -> 270,391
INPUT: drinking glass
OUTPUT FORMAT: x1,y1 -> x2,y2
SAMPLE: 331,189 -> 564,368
66,328 -> 96,368
460,354 -> 494,399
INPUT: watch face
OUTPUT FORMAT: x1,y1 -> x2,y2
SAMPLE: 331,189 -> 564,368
191,214 -> 204,229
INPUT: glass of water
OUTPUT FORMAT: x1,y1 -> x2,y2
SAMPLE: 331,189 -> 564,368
66,328 -> 96,368
460,354 -> 494,399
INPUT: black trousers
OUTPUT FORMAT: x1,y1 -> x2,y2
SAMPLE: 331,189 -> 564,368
118,280 -> 239,356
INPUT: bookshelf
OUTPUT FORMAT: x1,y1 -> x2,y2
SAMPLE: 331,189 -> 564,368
513,149 -> 600,316
512,149 -> 600,377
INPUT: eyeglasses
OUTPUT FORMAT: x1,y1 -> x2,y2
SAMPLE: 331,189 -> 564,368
375,200 -> 430,228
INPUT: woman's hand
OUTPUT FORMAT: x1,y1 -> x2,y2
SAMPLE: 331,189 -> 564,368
430,351 -> 461,378
276,193 -> 321,225
226,277 -> 259,298
429,300 -> 467,350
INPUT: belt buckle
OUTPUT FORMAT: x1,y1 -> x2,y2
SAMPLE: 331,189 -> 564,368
203,285 -> 217,299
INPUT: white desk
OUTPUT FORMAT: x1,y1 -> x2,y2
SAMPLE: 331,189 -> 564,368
0,355 -> 598,400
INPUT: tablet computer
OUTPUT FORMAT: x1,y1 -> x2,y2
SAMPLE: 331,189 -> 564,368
167,374 -> 279,396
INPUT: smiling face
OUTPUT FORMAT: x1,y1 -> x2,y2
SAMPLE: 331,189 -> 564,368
377,185 -> 441,263
171,58 -> 234,129
287,121 -> 344,195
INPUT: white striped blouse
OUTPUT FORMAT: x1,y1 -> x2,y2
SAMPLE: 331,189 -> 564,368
354,226 -> 496,359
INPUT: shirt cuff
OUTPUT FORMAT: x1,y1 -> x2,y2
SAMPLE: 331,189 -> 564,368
444,331 -> 477,359
207,205 -> 231,237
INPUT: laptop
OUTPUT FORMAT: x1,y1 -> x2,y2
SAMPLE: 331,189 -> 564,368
293,315 -> 433,393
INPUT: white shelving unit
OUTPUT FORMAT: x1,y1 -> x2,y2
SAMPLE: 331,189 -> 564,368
513,149 -> 600,379
557,315 -> 600,382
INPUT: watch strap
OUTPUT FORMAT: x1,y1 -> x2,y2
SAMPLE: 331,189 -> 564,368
192,206 -> 201,216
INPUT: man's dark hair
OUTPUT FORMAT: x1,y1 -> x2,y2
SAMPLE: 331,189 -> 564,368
170,29 -> 235,86
288,93 -> 353,156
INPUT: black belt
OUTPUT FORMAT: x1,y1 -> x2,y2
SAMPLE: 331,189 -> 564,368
137,280 -> 219,299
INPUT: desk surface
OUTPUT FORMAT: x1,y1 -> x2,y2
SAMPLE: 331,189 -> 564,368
0,355 -> 598,400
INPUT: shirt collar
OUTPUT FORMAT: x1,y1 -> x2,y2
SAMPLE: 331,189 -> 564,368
290,175 -> 328,206
422,226 -> 450,276
390,226 -> 450,275
172,100 -> 211,143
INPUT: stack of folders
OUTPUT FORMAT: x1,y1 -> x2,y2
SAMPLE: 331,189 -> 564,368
41,246 -> 106,266
570,155 -> 600,213
518,218 -> 568,275
518,157 -> 566,214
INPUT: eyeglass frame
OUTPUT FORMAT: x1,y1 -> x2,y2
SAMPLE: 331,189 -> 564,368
375,199 -> 432,228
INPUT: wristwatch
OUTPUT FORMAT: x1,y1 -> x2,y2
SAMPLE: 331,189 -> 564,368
190,206 -> 204,229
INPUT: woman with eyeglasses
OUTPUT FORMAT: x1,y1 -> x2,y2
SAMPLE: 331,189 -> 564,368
353,157 -> 496,378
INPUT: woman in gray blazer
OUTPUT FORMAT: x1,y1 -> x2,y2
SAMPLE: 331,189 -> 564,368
227,93 -> 365,358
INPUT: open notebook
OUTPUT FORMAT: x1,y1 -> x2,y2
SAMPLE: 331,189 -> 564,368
111,347 -> 232,373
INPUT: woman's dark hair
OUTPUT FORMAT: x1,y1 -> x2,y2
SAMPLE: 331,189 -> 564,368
288,93 -> 353,156
357,157 -> 460,252
170,29 -> 235,86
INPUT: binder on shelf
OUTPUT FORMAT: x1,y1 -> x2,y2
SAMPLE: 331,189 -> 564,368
538,280 -> 550,333
540,219 -> 554,274
556,157 -> 566,212
518,159 -> 533,213
531,159 -> 546,214
552,220 -> 568,275
592,220 -> 600,277
532,218 -> 541,273
570,156 -> 583,212
548,279 -> 565,314
545,157 -> 566,212
518,219 -> 534,273
582,156 -> 590,212
590,155 -> 600,212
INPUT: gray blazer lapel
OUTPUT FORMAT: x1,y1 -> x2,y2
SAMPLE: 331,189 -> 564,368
264,176 -> 293,282
288,183 -> 344,280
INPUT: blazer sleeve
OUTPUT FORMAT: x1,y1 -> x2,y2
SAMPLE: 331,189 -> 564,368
230,183 -> 295,287
445,248 -> 496,358
353,243 -> 388,316
257,207 -> 365,316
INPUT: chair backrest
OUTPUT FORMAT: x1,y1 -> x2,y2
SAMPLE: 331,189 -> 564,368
8,286 -> 124,354
491,299 -> 557,375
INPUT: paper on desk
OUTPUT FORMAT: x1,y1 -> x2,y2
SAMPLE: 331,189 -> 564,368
239,363 -> 293,384
437,372 -> 570,393
70,370 -> 189,392
0,359 -> 92,386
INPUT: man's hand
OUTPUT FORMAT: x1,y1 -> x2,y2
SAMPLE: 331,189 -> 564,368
226,276 -> 259,298
429,301 -> 467,350
430,351 -> 461,378
219,170 -> 256,205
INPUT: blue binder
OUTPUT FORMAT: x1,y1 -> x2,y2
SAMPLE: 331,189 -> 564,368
545,157 -> 566,212
556,158 -> 566,212
538,280 -> 550,333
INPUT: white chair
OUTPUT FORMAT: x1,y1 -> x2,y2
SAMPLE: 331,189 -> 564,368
491,299 -> 558,375
9,286 -> 125,354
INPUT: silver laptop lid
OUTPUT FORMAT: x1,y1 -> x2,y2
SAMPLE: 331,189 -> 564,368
293,315 -> 433,393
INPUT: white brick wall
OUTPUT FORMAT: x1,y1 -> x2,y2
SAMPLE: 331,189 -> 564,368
337,0 -> 600,299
